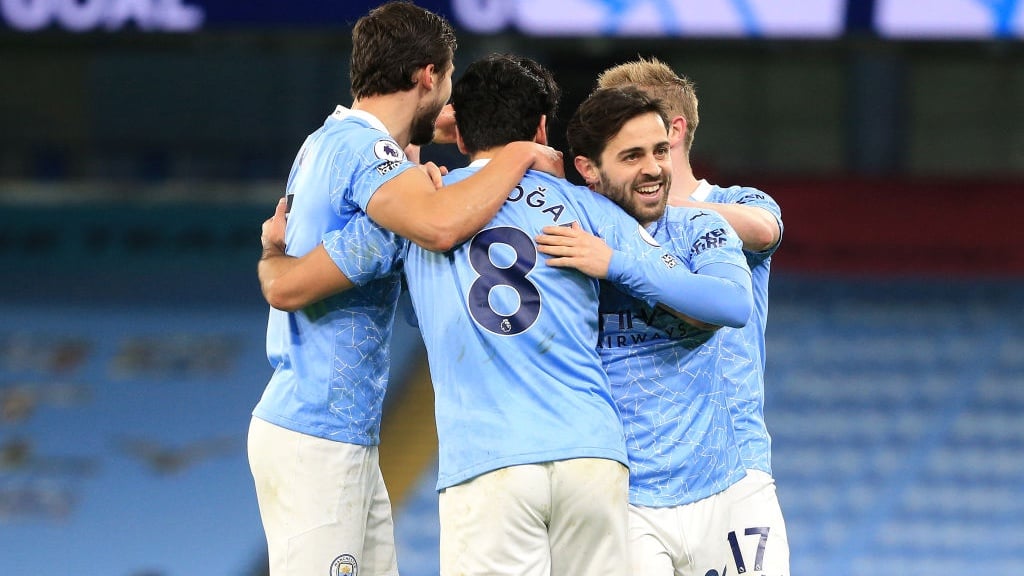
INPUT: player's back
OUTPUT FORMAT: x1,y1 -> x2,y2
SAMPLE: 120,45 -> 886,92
403,162 -> 631,490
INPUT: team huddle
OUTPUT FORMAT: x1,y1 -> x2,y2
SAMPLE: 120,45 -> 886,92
248,2 -> 788,576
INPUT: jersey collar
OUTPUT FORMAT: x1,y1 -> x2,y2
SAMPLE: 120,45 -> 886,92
690,179 -> 713,202
329,105 -> 390,134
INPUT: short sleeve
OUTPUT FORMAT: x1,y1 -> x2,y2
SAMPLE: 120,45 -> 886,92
322,212 -> 406,285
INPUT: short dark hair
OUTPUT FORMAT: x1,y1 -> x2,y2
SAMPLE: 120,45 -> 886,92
566,86 -> 669,166
350,1 -> 457,99
451,53 -> 560,154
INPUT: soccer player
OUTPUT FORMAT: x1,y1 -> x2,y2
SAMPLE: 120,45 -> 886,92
598,57 -> 790,575
530,85 -> 758,576
247,4 -> 562,576
258,54 -> 752,576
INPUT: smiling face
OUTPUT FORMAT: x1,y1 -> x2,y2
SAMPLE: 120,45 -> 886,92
582,111 -> 672,226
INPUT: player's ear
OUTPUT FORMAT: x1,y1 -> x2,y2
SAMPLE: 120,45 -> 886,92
574,155 -> 598,187
535,115 -> 548,146
416,64 -> 435,91
668,115 -> 687,149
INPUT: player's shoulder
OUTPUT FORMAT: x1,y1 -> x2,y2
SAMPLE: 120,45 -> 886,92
532,174 -> 612,208
707,182 -> 778,208
518,170 -> 605,209
525,169 -> 579,191
441,165 -> 478,186
665,204 -> 729,227
513,171 -> 627,233
659,205 -> 738,247
325,110 -> 373,137
324,113 -> 402,156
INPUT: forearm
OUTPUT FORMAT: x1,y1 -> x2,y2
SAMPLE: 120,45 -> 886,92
675,200 -> 779,252
608,257 -> 752,328
429,145 -> 535,246
258,249 -> 302,311
366,142 -> 538,252
259,245 -> 354,312
660,271 -> 751,328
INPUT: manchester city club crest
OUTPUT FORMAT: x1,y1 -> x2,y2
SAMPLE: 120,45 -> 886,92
330,553 -> 358,576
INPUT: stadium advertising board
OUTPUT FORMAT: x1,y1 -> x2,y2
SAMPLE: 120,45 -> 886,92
1,0 -> 1021,38
875,0 -> 1024,39
452,0 -> 849,38
0,0 -> 204,31
0,0 -> 453,32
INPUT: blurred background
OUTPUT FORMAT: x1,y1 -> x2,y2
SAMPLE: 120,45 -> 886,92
1,1 -> 1022,574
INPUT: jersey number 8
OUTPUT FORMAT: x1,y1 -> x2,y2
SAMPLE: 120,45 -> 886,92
467,227 -> 541,336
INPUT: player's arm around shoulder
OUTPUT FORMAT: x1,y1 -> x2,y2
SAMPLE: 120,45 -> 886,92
258,198 -> 355,312
673,187 -> 781,253
535,204 -> 753,329
533,184 -> 650,279
365,141 -> 562,252
657,206 -> 754,328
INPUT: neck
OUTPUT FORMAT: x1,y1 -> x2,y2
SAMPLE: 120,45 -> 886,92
467,147 -> 502,163
667,147 -> 700,205
352,92 -> 419,148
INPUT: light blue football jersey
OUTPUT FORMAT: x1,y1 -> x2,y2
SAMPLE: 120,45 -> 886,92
599,204 -> 751,507
405,162 -> 642,490
328,158 -> 736,490
321,159 -> 743,490
692,180 -> 783,475
253,106 -> 417,445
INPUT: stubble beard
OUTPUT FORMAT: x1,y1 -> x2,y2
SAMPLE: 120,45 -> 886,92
598,171 -> 670,227
410,100 -> 445,146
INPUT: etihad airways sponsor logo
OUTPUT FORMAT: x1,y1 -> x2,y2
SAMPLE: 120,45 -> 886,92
597,308 -> 714,350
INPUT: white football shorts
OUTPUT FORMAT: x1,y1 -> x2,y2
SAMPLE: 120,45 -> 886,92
248,416 -> 399,576
438,457 -> 628,576
628,479 -> 738,576
725,469 -> 790,576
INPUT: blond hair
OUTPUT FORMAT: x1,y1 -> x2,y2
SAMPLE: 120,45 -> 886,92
597,57 -> 699,153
